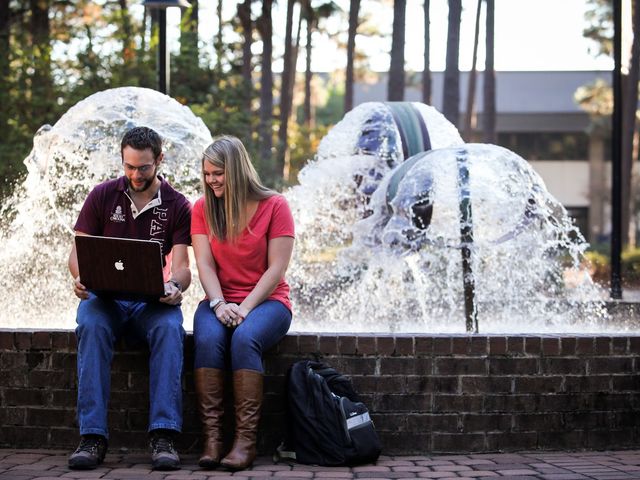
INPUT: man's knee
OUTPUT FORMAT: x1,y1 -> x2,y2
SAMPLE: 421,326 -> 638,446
149,309 -> 185,344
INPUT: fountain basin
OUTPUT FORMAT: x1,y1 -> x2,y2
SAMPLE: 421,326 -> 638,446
1,325 -> 638,454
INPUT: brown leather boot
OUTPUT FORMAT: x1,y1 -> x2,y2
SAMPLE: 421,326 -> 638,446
220,369 -> 263,471
194,368 -> 225,469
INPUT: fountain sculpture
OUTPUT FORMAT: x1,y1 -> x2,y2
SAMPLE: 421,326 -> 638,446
0,89 -> 619,333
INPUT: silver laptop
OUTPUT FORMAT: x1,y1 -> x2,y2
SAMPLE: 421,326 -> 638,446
75,235 -> 165,299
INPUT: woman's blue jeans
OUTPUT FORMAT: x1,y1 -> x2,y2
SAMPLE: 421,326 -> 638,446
75,293 -> 185,439
193,299 -> 291,372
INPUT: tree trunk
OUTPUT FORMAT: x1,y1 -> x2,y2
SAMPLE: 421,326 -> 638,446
622,0 -> 640,247
463,0 -> 482,141
422,0 -> 431,105
388,0 -> 406,101
0,1 -> 9,86
303,16 -> 314,127
118,0 -> 135,66
215,0 -> 223,71
345,0 -> 360,113
29,0 -> 53,123
483,0 -> 496,143
277,0 -> 296,164
0,0 -> 10,143
238,0 -> 253,121
257,0 -> 275,180
291,7 -> 303,107
141,4 -> 148,53
443,0 -> 461,125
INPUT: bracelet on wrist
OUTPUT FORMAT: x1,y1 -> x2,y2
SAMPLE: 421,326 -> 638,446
213,302 -> 226,313
209,297 -> 226,311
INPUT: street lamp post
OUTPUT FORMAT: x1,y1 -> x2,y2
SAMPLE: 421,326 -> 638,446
143,0 -> 191,96
611,0 -> 622,299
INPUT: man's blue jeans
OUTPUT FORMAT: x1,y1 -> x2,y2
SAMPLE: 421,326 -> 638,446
75,293 -> 185,439
193,299 -> 291,372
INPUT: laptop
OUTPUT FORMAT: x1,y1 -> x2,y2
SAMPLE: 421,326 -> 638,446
75,235 -> 166,300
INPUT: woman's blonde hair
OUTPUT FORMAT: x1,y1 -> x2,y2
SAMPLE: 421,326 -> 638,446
201,135 -> 274,241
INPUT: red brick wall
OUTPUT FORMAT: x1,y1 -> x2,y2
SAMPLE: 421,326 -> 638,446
1,330 -> 639,454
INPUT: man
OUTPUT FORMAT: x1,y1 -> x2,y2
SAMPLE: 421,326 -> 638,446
67,126 -> 192,471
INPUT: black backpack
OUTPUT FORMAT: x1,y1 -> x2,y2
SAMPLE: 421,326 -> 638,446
276,360 -> 381,466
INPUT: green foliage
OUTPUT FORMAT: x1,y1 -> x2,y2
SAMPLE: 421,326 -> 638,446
583,0 -> 613,58
584,245 -> 640,285
622,247 -> 640,283
287,123 -> 331,184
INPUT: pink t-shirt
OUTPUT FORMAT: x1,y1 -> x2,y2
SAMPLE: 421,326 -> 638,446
191,194 -> 295,311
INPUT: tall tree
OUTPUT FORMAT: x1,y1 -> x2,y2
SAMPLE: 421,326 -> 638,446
29,0 -> 54,125
422,0 -> 431,105
388,0 -> 406,101
303,2 -> 314,126
301,0 -> 339,127
483,0 -> 496,143
215,0 -> 223,71
256,0 -> 275,180
277,0 -> 297,167
0,0 -> 10,144
237,0 -> 253,116
118,0 -> 135,71
345,0 -> 360,112
443,0 -> 461,126
179,0 -> 198,61
622,0 -> 640,246
463,0 -> 482,141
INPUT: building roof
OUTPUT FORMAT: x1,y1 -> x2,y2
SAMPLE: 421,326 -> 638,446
355,70 -> 611,114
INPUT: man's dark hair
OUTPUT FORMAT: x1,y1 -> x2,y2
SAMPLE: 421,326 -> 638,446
121,126 -> 163,160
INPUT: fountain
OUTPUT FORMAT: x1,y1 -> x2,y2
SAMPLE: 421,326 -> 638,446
1,89 -> 639,455
0,90 -> 630,333
0,87 -> 211,329
286,102 -> 613,333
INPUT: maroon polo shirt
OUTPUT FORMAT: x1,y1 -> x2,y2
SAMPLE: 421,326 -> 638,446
74,176 -> 192,268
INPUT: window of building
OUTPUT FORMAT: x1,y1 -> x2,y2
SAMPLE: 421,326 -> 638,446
497,132 -> 589,161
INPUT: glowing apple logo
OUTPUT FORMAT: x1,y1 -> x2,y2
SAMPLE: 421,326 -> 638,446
114,260 -> 124,271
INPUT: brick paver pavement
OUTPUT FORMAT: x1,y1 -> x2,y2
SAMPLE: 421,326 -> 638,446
0,450 -> 639,480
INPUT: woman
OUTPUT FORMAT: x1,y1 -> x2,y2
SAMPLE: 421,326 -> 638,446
191,135 -> 295,471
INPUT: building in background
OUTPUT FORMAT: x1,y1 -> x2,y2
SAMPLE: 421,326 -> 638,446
354,71 -> 611,244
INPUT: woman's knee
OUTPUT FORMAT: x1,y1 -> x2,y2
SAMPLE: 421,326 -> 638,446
193,309 -> 225,347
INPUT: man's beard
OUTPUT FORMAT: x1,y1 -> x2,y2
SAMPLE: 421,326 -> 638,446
128,167 -> 158,192
129,177 -> 155,192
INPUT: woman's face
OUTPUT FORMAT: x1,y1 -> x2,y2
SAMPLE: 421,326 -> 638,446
204,160 -> 225,198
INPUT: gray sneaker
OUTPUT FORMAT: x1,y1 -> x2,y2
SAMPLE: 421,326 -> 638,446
68,435 -> 108,470
150,430 -> 180,471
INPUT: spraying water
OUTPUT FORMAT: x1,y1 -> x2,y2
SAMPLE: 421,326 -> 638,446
286,103 -> 611,333
0,87 -> 211,328
0,92 -> 618,332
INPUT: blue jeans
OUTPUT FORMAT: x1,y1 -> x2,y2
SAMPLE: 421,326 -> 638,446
75,293 -> 185,439
193,299 -> 291,372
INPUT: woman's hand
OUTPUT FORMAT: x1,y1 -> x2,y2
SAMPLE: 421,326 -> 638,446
215,302 -> 247,328
73,276 -> 89,300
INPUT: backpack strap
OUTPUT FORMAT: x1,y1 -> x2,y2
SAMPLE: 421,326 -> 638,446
274,441 -> 297,462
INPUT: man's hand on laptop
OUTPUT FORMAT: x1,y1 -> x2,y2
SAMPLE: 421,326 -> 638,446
160,281 -> 182,305
73,276 -> 89,300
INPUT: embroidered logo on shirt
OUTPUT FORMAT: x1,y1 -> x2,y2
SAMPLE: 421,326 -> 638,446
110,206 -> 126,223
150,207 -> 168,253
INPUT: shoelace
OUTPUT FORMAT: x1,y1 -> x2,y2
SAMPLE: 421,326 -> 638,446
76,437 -> 102,454
151,436 -> 175,454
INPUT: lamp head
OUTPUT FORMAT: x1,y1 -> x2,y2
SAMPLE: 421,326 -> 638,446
143,0 -> 191,9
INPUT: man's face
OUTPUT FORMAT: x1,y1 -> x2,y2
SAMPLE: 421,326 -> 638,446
122,146 -> 160,193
